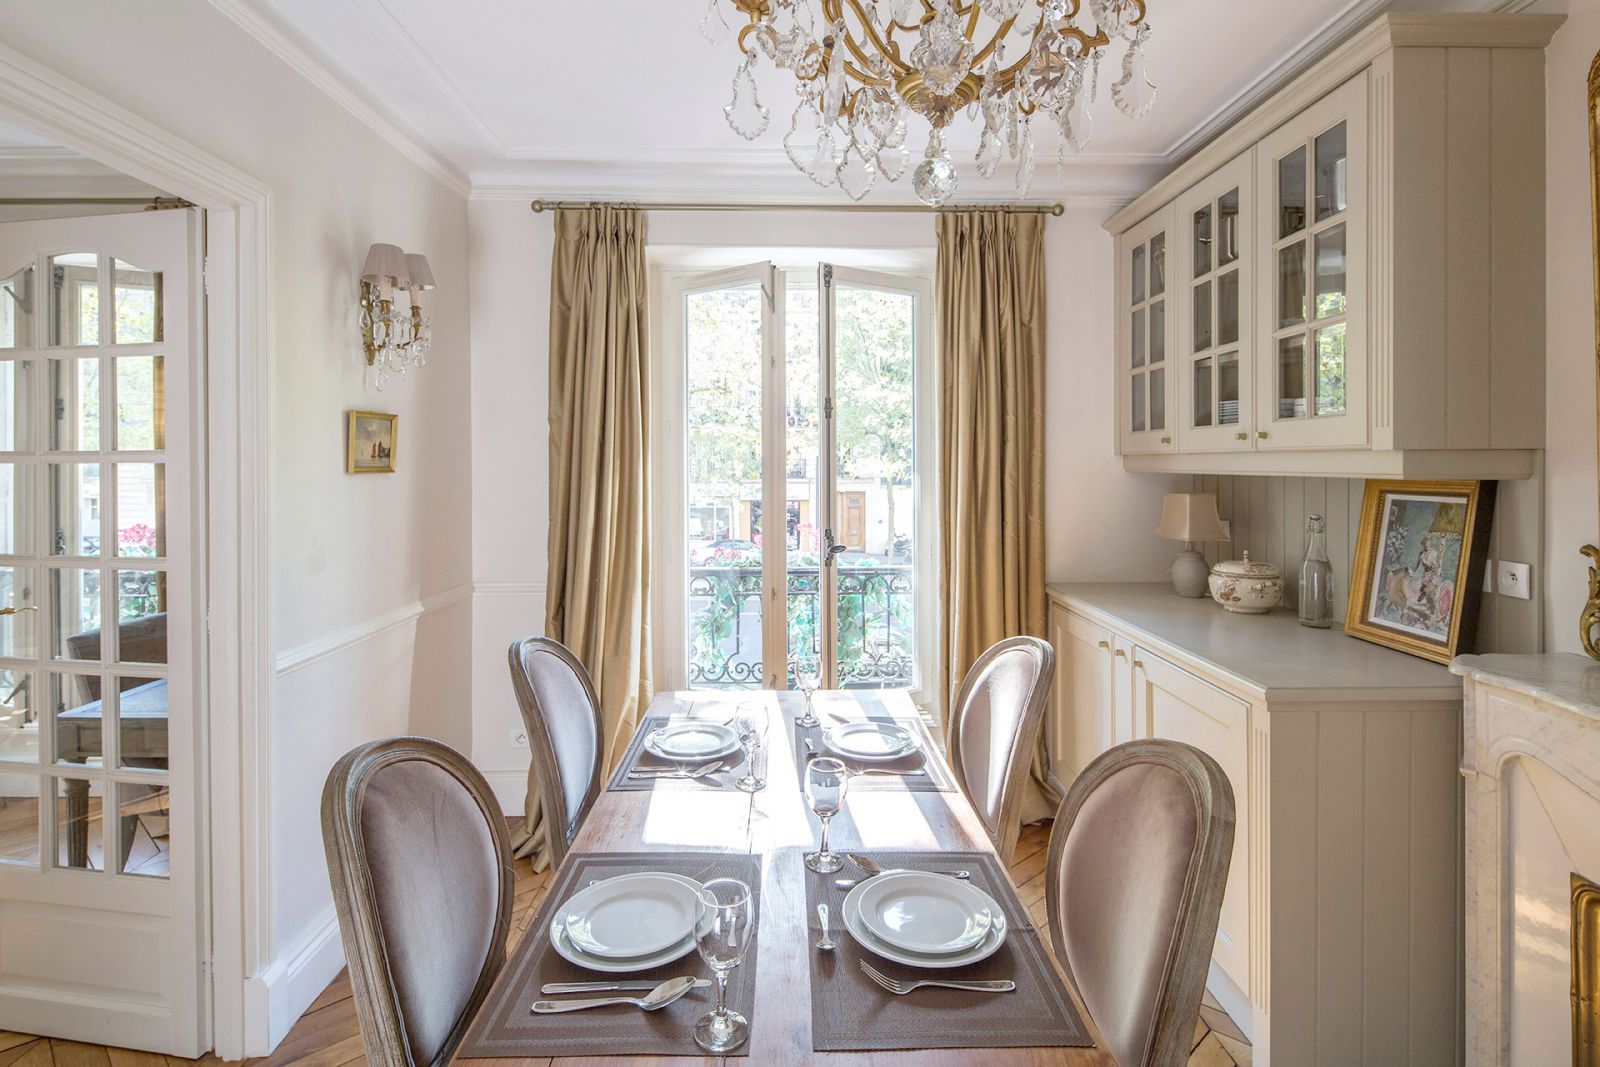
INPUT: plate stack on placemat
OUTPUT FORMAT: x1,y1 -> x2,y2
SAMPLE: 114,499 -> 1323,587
792,714 -> 957,792
608,714 -> 748,791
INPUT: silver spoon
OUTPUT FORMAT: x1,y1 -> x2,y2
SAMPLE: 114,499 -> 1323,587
531,975 -> 698,1014
815,903 -> 836,952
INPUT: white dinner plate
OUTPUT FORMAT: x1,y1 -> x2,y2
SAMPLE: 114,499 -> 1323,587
842,880 -> 1008,969
644,721 -> 742,762
823,721 -> 921,763
558,872 -> 703,958
855,871 -> 995,955
548,872 -> 703,973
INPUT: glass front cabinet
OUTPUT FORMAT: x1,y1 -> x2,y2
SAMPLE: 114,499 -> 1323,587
1116,206 -> 1178,455
1176,151 -> 1254,451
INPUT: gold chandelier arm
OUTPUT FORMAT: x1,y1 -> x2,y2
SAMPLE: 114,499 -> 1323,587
827,0 -> 914,78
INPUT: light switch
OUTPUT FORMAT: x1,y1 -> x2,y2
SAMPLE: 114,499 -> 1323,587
1496,560 -> 1532,601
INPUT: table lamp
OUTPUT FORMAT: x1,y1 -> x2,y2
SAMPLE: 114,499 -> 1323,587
1156,492 -> 1229,597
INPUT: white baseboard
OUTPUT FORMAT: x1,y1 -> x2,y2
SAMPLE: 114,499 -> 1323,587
482,767 -> 529,816
243,906 -> 346,1055
1205,960 -> 1255,1044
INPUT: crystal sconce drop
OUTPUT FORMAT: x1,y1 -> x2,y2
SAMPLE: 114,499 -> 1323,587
359,243 -> 435,390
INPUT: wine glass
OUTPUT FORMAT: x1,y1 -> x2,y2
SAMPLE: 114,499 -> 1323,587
693,877 -> 755,1053
733,701 -> 768,793
793,655 -> 821,729
804,757 -> 849,873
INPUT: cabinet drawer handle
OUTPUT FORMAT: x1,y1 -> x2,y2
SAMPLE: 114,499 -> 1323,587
1235,432 -> 1248,441
1112,648 -> 1127,659
1132,660 -> 1145,671
1096,640 -> 1111,650
1257,430 -> 1269,439
1160,436 -> 1172,445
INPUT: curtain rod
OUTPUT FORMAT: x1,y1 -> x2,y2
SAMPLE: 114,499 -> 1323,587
0,197 -> 194,209
529,198 -> 1064,217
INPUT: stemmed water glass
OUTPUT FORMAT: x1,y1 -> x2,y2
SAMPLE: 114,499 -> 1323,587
804,756 -> 849,873
693,877 -> 755,1053
733,701 -> 767,793
793,656 -> 821,729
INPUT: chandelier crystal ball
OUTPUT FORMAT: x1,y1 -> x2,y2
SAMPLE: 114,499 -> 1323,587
703,0 -> 1155,206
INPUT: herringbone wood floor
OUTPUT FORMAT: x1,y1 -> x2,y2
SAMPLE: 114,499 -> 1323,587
0,821 -> 1250,1066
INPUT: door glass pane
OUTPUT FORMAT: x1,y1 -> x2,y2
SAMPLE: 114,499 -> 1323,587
685,283 -> 765,690
0,668 -> 34,739
0,766 -> 38,867
0,266 -> 33,349
1149,301 -> 1164,364
1278,335 -> 1308,419
1149,233 -> 1166,297
1314,224 -> 1348,319
114,356 -> 164,451
1131,244 -> 1146,305
1218,352 -> 1240,426
1131,308 -> 1145,369
1193,281 -> 1212,351
784,283 -> 820,678
1315,121 -> 1349,222
1193,358 -> 1213,428
0,360 -> 35,451
49,358 -> 100,451
831,284 -> 916,690
1131,372 -> 1146,432
1316,323 -> 1348,416
49,462 -> 100,557
114,462 -> 163,558
1217,189 -> 1240,265
114,675 -> 167,773
1279,148 -> 1307,238
1193,204 -> 1212,276
112,261 -> 161,345
51,567 -> 100,661
0,566 -> 37,659
115,570 -> 167,665
115,780 -> 169,878
47,254 -> 99,347
0,463 -> 30,556
1278,242 -> 1308,328
52,671 -> 101,767
1217,270 -> 1239,347
1150,367 -> 1166,431
51,775 -> 97,871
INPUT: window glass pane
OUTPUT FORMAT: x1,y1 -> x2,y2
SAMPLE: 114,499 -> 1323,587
115,780 -> 169,878
1149,233 -> 1166,297
1278,242 -> 1308,329
1131,308 -> 1145,369
115,462 -> 164,558
1193,281 -> 1212,352
115,570 -> 167,665
51,775 -> 96,871
1192,204 -> 1212,276
51,568 -> 100,662
1316,323 -> 1348,416
1217,189 -> 1240,266
49,463 -> 100,557
1278,149 -> 1307,238
49,358 -> 100,451
1278,335 -> 1308,419
1149,300 -> 1164,365
1314,224 -> 1348,319
1218,352 -> 1240,426
47,254 -> 99,347
1193,357 -> 1213,428
0,566 -> 37,659
1131,372 -> 1146,432
1150,367 -> 1166,431
1217,270 -> 1239,347
1315,121 -> 1349,222
0,266 -> 33,349
0,360 -> 35,451
0,766 -> 38,866
115,356 -> 164,450
783,283 -> 819,677
52,671 -> 102,767
112,260 -> 161,345
1131,244 -> 1146,305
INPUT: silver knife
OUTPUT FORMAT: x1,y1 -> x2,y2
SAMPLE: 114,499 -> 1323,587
539,978 -> 712,995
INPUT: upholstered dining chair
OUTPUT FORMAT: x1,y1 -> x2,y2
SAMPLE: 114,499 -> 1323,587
1046,739 -> 1236,1067
946,635 -> 1056,861
507,636 -> 605,870
321,737 -> 514,1067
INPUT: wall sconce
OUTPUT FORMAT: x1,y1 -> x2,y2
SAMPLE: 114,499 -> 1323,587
359,243 -> 435,390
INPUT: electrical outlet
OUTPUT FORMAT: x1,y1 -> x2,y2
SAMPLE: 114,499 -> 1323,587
510,729 -> 529,748
1496,560 -> 1532,601
1483,563 -> 1495,594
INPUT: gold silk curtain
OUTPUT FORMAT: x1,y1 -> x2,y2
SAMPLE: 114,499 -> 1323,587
514,205 -> 654,865
936,209 -> 1057,824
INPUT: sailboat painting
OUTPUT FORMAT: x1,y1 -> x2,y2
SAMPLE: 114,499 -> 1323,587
347,410 -> 398,474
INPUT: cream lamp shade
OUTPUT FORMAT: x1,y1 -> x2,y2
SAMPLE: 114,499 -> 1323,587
402,253 -> 435,292
1156,492 -> 1229,543
360,243 -> 409,288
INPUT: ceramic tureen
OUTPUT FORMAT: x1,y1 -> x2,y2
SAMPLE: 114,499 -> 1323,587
1208,552 -> 1284,614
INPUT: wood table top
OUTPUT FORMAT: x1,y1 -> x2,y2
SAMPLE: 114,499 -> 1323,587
454,689 -> 1110,1066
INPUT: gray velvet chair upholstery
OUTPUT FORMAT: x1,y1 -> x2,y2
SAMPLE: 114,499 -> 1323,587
1046,739 -> 1236,1067
507,636 -> 604,870
321,737 -> 513,1067
946,635 -> 1055,861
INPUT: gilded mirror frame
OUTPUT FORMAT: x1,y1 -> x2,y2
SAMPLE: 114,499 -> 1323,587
1581,50 -> 1600,659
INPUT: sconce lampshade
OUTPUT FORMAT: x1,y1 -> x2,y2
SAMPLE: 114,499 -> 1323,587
1155,492 -> 1229,543
361,243 -> 409,288
403,253 -> 435,292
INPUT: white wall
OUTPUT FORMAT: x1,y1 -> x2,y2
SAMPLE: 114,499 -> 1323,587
0,0 -> 473,1046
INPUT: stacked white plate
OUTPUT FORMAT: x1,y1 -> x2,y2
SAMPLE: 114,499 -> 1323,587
548,872 -> 704,972
643,721 -> 742,763
841,870 -> 1009,968
822,721 -> 921,763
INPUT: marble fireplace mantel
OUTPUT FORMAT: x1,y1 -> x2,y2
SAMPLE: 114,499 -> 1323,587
1454,653 -> 1600,1065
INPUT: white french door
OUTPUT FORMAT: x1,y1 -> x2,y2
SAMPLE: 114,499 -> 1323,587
0,210 -> 204,1054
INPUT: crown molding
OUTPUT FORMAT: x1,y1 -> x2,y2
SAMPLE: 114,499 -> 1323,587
203,0 -> 470,197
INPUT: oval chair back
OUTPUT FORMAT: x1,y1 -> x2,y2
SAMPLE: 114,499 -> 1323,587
507,636 -> 604,870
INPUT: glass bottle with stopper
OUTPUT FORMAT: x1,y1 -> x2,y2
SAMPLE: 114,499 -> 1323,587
1298,514 -> 1335,628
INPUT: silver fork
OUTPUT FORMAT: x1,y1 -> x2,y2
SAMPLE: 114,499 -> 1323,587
859,959 -> 1015,996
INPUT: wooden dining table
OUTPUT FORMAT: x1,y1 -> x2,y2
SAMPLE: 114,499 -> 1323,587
454,689 -> 1111,1066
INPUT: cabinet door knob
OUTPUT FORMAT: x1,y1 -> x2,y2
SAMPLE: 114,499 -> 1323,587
1096,640 -> 1111,650
1133,660 -> 1145,671
1235,432 -> 1248,441
1112,648 -> 1127,659
1257,430 -> 1269,439
1160,436 -> 1172,445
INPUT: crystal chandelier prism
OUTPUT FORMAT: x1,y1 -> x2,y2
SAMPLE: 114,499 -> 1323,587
705,0 -> 1155,206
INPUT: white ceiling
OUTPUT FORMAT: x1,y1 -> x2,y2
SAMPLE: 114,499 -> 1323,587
233,0 -> 1514,200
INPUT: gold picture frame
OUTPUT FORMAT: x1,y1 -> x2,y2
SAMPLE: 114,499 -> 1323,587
1345,480 -> 1496,665
346,410 -> 397,474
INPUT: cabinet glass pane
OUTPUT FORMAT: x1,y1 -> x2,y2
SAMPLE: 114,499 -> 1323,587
1131,244 -> 1146,305
1278,149 -> 1307,238
1131,308 -> 1145,369
1217,189 -> 1240,266
0,360 -> 35,452
1314,224 -> 1347,319
1218,352 -> 1240,426
47,254 -> 99,347
115,780 -> 169,878
1149,233 -> 1166,297
1217,269 -> 1239,346
111,261 -> 161,345
48,463 -> 100,558
1193,281 -> 1212,352
49,358 -> 100,451
1131,372 -> 1146,432
1193,204 -> 1212,276
1316,323 -> 1347,416
1193,357 -> 1213,428
1150,367 -> 1166,431
0,266 -> 33,349
0,565 -> 37,659
115,356 -> 164,451
50,567 -> 100,661
1315,121 -> 1349,222
1278,241 -> 1308,328
1278,335 -> 1308,419
1149,300 -> 1165,364
0,462 -> 32,556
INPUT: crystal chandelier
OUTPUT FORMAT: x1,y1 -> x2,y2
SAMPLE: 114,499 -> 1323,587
703,0 -> 1155,205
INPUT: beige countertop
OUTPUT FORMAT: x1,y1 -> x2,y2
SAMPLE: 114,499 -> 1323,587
1049,582 -> 1461,704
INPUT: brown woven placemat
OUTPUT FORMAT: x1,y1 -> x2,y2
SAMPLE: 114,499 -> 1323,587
607,715 -> 751,792
804,850 -> 1091,1052
791,712 -> 957,792
460,852 -> 762,1059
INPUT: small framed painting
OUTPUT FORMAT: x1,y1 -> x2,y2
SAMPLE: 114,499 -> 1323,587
347,410 -> 397,474
1345,480 -> 1496,664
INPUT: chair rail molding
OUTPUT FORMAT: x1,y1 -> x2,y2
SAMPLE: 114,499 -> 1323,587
274,582 -> 473,676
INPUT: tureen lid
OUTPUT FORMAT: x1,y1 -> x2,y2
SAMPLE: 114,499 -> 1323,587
1210,551 -> 1282,579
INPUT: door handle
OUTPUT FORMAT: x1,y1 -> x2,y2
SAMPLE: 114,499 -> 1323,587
822,528 -> 848,565
0,606 -> 36,617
